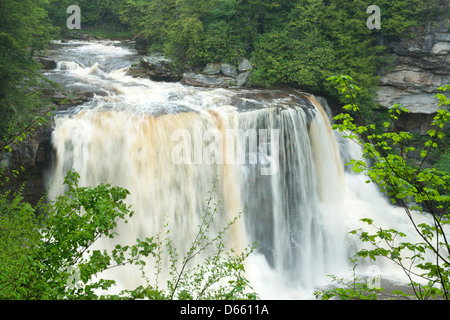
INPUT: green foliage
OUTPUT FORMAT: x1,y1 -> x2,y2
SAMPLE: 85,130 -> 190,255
0,187 -> 41,299
0,170 -> 142,299
435,151 -> 450,174
117,0 -> 443,115
47,0 -> 124,29
0,169 -> 256,300
0,0 -> 54,136
165,16 -> 205,66
250,0 -> 440,114
314,259 -> 385,300
316,75 -> 450,300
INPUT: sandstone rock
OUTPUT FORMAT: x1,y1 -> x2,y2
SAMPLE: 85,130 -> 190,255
202,63 -> 222,75
379,68 -> 447,94
377,86 -> 442,114
376,19 -> 450,115
236,71 -> 251,87
138,54 -> 183,81
432,41 -> 450,55
238,58 -> 253,72
181,72 -> 236,88
220,63 -> 238,79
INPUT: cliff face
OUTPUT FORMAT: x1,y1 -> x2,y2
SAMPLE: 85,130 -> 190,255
0,87 -> 96,206
0,126 -> 53,206
376,19 -> 450,133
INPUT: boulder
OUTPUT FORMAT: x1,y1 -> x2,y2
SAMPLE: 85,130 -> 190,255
220,63 -> 238,79
36,56 -> 57,70
131,53 -> 183,82
238,58 -> 253,72
236,71 -> 251,87
134,34 -> 152,55
181,72 -> 236,88
203,63 -> 222,75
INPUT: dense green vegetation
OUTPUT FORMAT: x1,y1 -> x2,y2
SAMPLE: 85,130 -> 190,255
0,0 -> 448,301
113,0 -> 443,112
0,0 -> 445,133
0,169 -> 257,299
0,0 -> 54,139
315,76 -> 449,300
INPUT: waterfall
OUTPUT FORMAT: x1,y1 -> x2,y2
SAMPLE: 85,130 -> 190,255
44,40 -> 443,299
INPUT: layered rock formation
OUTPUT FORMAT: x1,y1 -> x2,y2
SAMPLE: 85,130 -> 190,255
181,59 -> 253,88
127,43 -> 254,88
0,125 -> 53,206
376,19 -> 450,132
0,82 -> 99,205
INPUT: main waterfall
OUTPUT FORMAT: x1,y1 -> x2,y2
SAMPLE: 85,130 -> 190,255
43,40 -> 433,299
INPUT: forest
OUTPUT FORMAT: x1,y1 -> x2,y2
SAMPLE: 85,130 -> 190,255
1,0 -> 446,131
0,0 -> 449,302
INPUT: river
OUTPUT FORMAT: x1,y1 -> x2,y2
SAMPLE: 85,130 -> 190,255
42,39 -> 437,299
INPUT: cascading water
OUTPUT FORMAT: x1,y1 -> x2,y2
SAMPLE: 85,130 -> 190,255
43,40 -> 443,299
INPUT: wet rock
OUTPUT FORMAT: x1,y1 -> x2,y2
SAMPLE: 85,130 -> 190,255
128,53 -> 183,82
42,86 -> 103,109
36,56 -> 57,70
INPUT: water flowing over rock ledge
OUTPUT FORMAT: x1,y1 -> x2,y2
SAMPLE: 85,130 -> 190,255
7,40 -> 321,206
4,39 -> 446,298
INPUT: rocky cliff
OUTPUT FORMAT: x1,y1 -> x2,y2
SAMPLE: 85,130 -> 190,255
0,87 -> 96,205
376,18 -> 450,133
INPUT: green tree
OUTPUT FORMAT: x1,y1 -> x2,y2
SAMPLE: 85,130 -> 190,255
0,168 -> 257,300
117,0 -> 443,110
0,0 -> 53,137
315,75 -> 449,300
47,0 -> 124,29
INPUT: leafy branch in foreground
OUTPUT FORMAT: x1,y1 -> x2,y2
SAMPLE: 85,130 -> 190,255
0,170 -> 154,299
0,170 -> 257,300
315,75 -> 449,300
123,179 -> 258,300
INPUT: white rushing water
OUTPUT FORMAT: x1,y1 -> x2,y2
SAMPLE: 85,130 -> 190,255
44,40 -> 442,299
